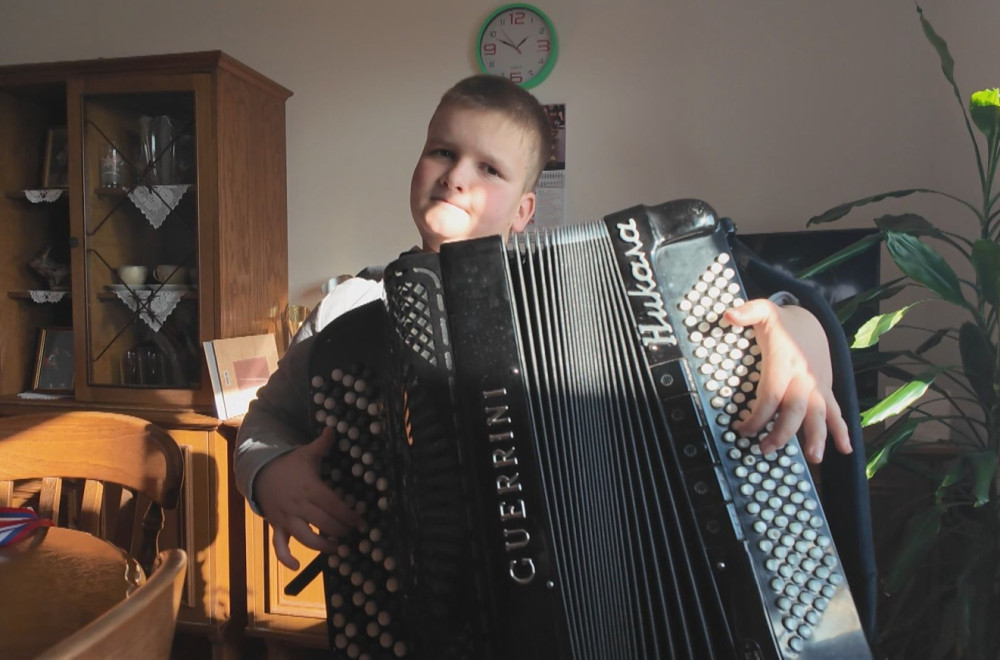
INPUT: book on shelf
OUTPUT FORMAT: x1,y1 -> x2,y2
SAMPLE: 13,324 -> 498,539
203,333 -> 279,419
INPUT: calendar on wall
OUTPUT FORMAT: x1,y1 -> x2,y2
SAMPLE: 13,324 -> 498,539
533,103 -> 566,228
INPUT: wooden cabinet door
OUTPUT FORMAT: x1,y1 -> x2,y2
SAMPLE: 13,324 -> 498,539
245,506 -> 329,648
67,73 -> 213,409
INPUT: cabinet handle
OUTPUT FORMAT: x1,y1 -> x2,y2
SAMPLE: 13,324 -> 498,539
68,237 -> 79,248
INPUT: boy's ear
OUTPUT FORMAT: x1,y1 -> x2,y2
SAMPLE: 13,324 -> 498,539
511,191 -> 536,233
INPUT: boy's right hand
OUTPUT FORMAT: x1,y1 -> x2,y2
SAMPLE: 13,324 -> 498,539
253,427 -> 363,570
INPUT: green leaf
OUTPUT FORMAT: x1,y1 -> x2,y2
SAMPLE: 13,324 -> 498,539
860,367 -> 947,426
855,277 -> 907,304
834,298 -> 859,326
880,363 -> 921,384
833,278 -> 906,325
875,213 -> 942,236
917,4 -> 963,109
807,189 -> 937,225
969,451 -> 998,507
971,239 -> 1000,307
959,322 -> 996,407
866,417 -> 920,479
795,232 -> 883,278
835,297 -> 859,325
850,350 -> 905,370
938,458 -> 965,494
915,328 -> 950,354
885,503 -> 944,592
852,305 -> 914,349
885,231 -> 967,306
937,451 -> 998,507
916,3 -> 987,193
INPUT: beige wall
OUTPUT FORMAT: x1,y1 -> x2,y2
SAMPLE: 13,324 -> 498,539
1,0 -> 998,304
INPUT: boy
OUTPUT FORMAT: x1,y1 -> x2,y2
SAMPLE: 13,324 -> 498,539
235,75 -> 852,570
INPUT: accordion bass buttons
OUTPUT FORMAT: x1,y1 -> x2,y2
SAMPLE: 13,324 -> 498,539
649,357 -> 744,552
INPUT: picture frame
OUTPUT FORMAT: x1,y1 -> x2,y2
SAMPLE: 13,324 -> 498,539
42,127 -> 69,188
33,328 -> 74,393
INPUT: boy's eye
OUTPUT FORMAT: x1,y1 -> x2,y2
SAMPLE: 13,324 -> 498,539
483,164 -> 502,177
431,148 -> 454,159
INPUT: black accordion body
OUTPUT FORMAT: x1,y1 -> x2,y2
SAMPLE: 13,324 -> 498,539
307,199 -> 872,659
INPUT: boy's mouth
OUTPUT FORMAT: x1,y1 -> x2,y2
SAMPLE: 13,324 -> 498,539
431,196 -> 466,213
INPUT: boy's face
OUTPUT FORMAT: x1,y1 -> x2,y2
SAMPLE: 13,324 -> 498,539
410,104 -> 536,253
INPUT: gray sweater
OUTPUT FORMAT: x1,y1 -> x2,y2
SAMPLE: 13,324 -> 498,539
233,276 -> 384,511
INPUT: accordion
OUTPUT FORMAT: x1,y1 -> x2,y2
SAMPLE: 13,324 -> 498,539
307,199 -> 872,659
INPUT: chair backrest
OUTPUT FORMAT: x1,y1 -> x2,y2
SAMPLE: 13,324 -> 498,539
36,548 -> 187,660
0,411 -> 184,573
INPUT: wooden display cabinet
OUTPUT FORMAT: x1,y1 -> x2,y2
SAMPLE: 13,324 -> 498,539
0,52 -> 291,658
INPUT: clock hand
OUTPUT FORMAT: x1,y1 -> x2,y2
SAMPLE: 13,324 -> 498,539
515,36 -> 528,50
501,29 -> 523,53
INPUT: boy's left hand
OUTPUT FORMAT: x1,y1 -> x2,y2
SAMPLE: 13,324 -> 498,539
724,299 -> 851,464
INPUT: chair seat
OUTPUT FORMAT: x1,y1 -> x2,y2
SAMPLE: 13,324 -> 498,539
36,548 -> 187,660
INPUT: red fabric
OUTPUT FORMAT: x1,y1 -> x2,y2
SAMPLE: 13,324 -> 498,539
0,507 -> 54,547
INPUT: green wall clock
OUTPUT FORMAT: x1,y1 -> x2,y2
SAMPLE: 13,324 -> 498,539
476,4 -> 558,89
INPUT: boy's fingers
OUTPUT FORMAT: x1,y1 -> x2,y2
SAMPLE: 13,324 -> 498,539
303,471 -> 365,529
734,384 -> 781,437
301,501 -> 360,541
328,496 -> 365,529
757,376 -> 810,454
302,427 -> 336,460
724,298 -> 774,327
288,518 -> 340,554
798,390 -> 829,464
271,527 -> 299,570
825,392 -> 853,455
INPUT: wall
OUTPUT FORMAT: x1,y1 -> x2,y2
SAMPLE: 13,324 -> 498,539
1,0 -> 998,306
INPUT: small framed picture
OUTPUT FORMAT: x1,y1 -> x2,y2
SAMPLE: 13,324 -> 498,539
33,328 -> 74,393
42,127 -> 69,188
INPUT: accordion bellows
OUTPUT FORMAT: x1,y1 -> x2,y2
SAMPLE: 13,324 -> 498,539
308,199 -> 872,659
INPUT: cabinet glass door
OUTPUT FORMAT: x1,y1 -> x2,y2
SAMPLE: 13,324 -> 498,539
81,89 -> 200,390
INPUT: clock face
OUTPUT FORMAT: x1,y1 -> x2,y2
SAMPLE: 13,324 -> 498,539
477,4 -> 558,89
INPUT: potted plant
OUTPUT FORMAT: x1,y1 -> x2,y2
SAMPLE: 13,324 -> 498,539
801,5 -> 999,658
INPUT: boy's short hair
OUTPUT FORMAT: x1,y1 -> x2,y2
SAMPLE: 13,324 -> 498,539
437,75 -> 554,190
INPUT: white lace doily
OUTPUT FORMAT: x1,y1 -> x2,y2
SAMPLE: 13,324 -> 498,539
112,288 -> 185,332
28,290 -> 69,303
24,189 -> 65,203
127,185 -> 192,229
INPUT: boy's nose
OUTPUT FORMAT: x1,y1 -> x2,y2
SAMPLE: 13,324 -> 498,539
440,161 -> 470,191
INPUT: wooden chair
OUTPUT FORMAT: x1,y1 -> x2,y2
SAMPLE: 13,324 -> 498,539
36,548 -> 188,660
0,411 -> 184,575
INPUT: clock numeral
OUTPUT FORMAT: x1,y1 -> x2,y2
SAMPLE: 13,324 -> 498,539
508,10 -> 526,25
483,43 -> 497,56
509,72 -> 523,83
537,39 -> 551,52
